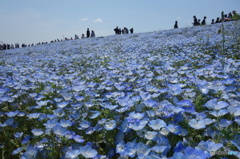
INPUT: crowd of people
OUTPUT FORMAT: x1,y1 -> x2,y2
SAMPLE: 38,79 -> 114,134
1,10 -> 239,50
0,28 -> 97,50
173,10 -> 239,29
114,27 -> 134,35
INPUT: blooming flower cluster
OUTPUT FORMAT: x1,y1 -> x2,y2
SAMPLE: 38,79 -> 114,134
0,21 -> 240,158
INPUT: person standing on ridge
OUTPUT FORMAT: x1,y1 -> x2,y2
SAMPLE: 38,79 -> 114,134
91,30 -> 95,37
174,21 -> 178,28
86,28 -> 90,38
201,16 -> 207,25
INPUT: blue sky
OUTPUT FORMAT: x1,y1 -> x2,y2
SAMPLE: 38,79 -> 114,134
0,0 -> 240,44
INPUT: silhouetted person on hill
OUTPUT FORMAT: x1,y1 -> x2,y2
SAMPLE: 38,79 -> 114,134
211,19 -> 215,24
114,26 -> 119,34
174,21 -> 178,28
193,16 -> 198,26
215,17 -> 220,23
130,28 -> 134,33
81,34 -> 85,39
201,16 -> 207,25
91,30 -> 95,37
86,28 -> 90,38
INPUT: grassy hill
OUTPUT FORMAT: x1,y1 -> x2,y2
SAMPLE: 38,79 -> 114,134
0,21 -> 240,159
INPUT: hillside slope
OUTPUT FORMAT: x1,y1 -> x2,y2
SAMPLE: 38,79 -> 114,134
0,21 -> 240,158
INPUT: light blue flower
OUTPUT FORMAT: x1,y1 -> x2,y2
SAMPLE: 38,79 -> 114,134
31,128 -> 44,136
129,112 -> 145,120
53,108 -> 65,117
231,135 -> 240,151
209,109 -> 228,117
65,149 -> 81,159
21,146 -> 38,159
14,132 -> 23,138
188,119 -> 206,129
129,118 -> 148,131
73,135 -> 85,143
57,101 -> 69,108
79,120 -> 91,129
89,111 -> 100,119
60,119 -> 72,127
144,99 -> 158,108
144,131 -> 158,140
52,125 -> 68,136
5,110 -> 19,117
148,119 -> 166,130
228,106 -> 240,116
198,140 -> 223,152
44,118 -> 59,128
166,124 -> 182,135
12,147 -> 24,155
234,117 -> 240,125
27,113 -> 41,119
104,120 -> 116,130
80,145 -> 98,158
218,119 -> 233,127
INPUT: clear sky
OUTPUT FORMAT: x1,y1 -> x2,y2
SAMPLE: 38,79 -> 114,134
0,0 -> 240,44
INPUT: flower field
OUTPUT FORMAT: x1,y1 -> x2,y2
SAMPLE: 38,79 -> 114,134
0,21 -> 240,159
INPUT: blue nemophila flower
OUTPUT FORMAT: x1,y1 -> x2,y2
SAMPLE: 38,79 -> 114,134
12,147 -> 24,155
143,99 -> 158,108
234,117 -> 240,125
228,106 -> 240,116
73,135 -> 85,143
36,100 -> 49,106
171,152 -> 184,159
199,86 -> 209,94
231,135 -> 240,151
57,101 -> 69,108
209,109 -> 228,117
21,135 -> 31,144
188,119 -> 206,129
89,111 -> 100,119
184,146 -> 210,159
128,112 -> 145,120
85,101 -> 94,108
53,108 -> 65,117
218,119 -> 233,128
21,146 -> 38,159
75,96 -> 84,101
65,149 -> 81,159
223,78 -> 236,85
27,113 -> 41,119
60,119 -> 72,127
14,132 -> 23,138
198,140 -> 223,153
144,131 -> 158,140
31,128 -> 44,136
72,84 -> 86,92
166,124 -> 182,135
5,110 -> 19,117
54,98 -> 62,102
44,118 -> 59,128
79,120 -> 91,129
80,145 -> 98,158
61,91 -> 72,100
17,112 -> 26,117
204,99 -> 229,110
151,145 -> 169,156
52,125 -> 68,136
129,118 -> 149,131
104,120 -> 116,130
148,119 -> 166,130
174,141 -> 186,152
4,118 -> 15,127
